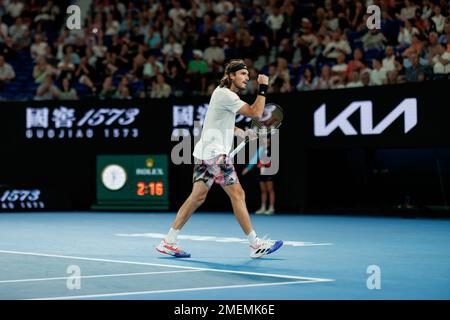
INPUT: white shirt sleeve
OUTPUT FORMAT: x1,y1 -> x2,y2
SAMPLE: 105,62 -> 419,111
220,89 -> 247,113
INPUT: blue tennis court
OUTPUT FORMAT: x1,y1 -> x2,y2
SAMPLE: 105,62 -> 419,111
0,212 -> 449,300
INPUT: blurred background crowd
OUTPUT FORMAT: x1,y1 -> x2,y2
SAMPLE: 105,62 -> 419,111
0,0 -> 449,101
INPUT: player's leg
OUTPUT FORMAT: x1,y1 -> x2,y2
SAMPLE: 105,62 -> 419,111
222,183 -> 283,258
222,183 -> 253,235
255,181 -> 267,214
171,181 -> 209,230
265,181 -> 275,215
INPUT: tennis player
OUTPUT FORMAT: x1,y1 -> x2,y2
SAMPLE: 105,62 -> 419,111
156,59 -> 283,258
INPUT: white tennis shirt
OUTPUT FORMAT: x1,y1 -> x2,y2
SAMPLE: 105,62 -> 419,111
193,86 -> 247,160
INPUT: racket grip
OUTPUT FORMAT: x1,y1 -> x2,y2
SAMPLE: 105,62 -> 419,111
229,138 -> 248,158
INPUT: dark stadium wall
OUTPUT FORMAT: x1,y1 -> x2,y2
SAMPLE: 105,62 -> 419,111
1,80 -> 450,215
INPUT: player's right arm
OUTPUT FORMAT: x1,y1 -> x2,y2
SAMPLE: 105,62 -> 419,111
238,74 -> 269,118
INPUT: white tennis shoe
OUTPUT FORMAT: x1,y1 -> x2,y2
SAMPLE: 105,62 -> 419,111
250,237 -> 283,258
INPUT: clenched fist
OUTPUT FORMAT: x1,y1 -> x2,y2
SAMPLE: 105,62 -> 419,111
257,74 -> 269,85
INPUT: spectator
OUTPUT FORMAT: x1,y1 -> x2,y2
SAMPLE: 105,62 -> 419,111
331,53 -> 348,77
323,29 -> 351,61
75,56 -> 97,94
150,73 -> 172,98
33,56 -> 56,84
8,17 -> 28,49
431,43 -> 450,78
431,5 -> 446,33
346,71 -> 363,88
312,64 -> 332,90
398,19 -> 420,49
113,77 -> 131,99
370,58 -> 387,85
360,69 -> 372,86
296,66 -> 315,91
99,76 -> 117,99
438,21 -> 450,46
266,6 -> 285,46
397,0 -> 418,21
0,54 -> 15,88
386,70 -> 400,84
161,33 -> 185,70
35,74 -> 60,100
58,78 -> 78,100
382,46 -> 396,72
203,36 -> 225,73
186,49 -> 208,94
361,28 -> 387,52
405,53 -> 429,82
346,48 -> 366,80
57,53 -> 76,81
394,55 -> 407,77
6,0 -> 24,19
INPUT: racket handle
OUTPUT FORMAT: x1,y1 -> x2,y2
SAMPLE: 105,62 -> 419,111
229,137 -> 248,158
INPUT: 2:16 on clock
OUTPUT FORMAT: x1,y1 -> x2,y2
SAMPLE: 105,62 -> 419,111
136,182 -> 164,196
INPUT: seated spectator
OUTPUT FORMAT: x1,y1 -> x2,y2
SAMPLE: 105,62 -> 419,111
322,29 -> 351,61
382,46 -> 396,72
204,36 -> 225,73
431,5 -> 446,33
75,56 -> 97,94
360,69 -> 372,87
30,34 -> 48,61
161,34 -> 184,69
405,53 -> 429,82
150,73 -> 172,98
386,70 -> 400,84
346,71 -> 363,88
186,49 -> 208,94
431,43 -> 450,78
57,53 -> 76,81
113,77 -> 131,99
331,53 -> 348,77
143,55 -> 164,80
0,54 -> 15,87
296,67 -> 315,91
370,58 -> 387,85
361,28 -> 387,52
438,21 -> 450,46
99,76 -> 117,99
166,64 -> 186,97
58,78 -> 78,100
397,19 -> 420,49
396,0 -> 418,21
9,17 -> 30,50
312,64 -> 332,90
346,48 -> 366,81
394,55 -> 407,77
35,74 -> 60,100
33,56 -> 57,84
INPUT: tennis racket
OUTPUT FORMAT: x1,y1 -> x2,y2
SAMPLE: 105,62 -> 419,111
229,103 -> 283,158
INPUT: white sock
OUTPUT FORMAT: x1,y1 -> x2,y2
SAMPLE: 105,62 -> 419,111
165,228 -> 179,243
259,204 -> 266,211
247,230 -> 258,246
268,205 -> 274,211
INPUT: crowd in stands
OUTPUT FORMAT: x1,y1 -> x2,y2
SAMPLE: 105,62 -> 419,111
0,0 -> 449,101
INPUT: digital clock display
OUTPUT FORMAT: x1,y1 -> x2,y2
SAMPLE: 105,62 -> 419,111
95,154 -> 169,210
136,181 -> 164,196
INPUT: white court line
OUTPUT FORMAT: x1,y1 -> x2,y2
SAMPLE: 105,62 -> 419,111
115,233 -> 334,247
0,270 -> 204,284
0,249 -> 334,282
30,279 -> 332,300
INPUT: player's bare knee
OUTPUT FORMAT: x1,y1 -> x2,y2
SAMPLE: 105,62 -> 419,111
229,188 -> 245,202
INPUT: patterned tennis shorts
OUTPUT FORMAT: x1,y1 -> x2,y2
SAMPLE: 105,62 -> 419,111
193,154 -> 239,189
